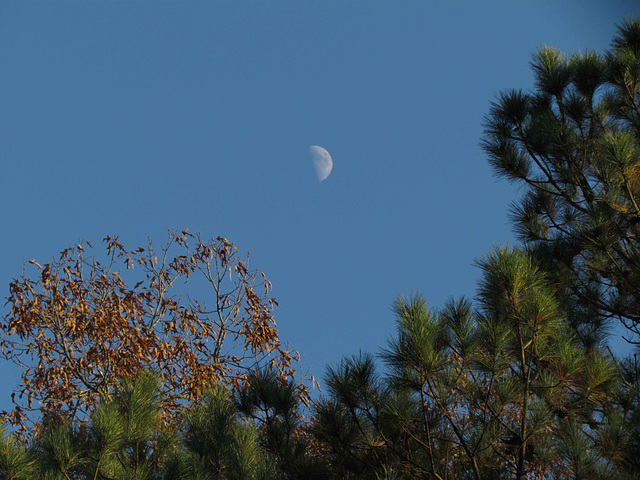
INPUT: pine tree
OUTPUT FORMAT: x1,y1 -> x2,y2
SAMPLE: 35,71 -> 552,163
33,373 -> 166,479
237,368 -> 329,479
481,18 -> 640,346
22,373 -> 277,479
480,18 -> 640,477
0,424 -> 37,480
312,248 -> 622,479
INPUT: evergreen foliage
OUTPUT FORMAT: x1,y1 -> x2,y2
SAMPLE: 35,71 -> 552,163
313,248 -> 629,479
0,424 -> 36,480
482,18 -> 640,346
237,368 -> 329,479
0,372 -> 320,479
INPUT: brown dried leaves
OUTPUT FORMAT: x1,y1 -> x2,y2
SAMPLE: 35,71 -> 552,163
1,229 -> 306,433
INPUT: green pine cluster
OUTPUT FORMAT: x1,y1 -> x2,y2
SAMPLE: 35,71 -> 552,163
2,16 -> 640,480
0,371 -> 319,480
313,249 -> 633,479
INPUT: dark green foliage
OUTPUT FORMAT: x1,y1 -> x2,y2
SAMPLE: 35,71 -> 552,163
0,425 -> 37,480
482,18 -> 640,345
34,422 -> 85,480
0,373 -> 280,480
313,249 -> 626,479
477,19 -> 640,477
237,368 -> 329,479
183,385 -> 270,480
32,373 -> 169,479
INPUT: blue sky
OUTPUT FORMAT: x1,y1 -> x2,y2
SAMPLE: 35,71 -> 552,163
0,1 -> 637,406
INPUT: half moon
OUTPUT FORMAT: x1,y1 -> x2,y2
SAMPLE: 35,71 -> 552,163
309,145 -> 333,182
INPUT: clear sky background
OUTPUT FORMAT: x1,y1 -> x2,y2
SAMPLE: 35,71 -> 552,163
0,1 -> 638,407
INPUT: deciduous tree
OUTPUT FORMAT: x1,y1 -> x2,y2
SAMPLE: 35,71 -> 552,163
1,229 -> 304,432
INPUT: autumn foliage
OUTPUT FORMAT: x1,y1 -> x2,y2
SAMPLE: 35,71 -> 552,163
1,229 -> 304,432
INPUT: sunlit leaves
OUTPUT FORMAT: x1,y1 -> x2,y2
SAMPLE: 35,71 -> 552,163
0,229 -> 305,433
532,46 -> 571,97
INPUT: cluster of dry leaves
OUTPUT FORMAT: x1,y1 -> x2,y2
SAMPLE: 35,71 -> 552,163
1,229 -> 306,433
